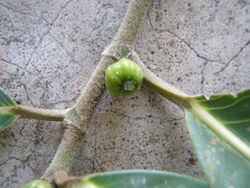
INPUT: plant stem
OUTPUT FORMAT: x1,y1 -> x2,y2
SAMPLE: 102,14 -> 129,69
131,51 -> 191,108
113,0 -> 153,48
42,126 -> 85,182
12,105 -> 67,121
43,0 -> 154,183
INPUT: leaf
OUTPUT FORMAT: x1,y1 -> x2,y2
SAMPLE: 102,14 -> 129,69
186,89 -> 250,188
0,88 -> 18,130
0,114 -> 19,130
0,88 -> 16,107
79,170 -> 209,188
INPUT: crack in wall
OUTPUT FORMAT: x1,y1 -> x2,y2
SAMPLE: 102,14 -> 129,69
1,36 -> 23,45
48,32 -> 74,59
200,61 -> 208,94
147,13 -> 164,50
147,14 -> 223,64
24,0 -> 76,69
215,39 -> 250,74
0,67 -> 17,76
18,83 -> 35,106
50,0 -> 75,25
0,1 -> 49,24
0,58 -> 64,105
147,12 -> 250,80
1,58 -> 37,76
161,29 -> 223,64
24,29 -> 50,68
0,152 -> 34,186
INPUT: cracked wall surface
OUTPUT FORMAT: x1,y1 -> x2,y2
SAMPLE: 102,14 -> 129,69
0,0 -> 250,187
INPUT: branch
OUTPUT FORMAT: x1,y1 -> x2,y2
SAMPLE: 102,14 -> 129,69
11,105 -> 67,121
42,126 -> 85,182
113,0 -> 153,47
131,51 -> 191,108
42,0 -> 153,183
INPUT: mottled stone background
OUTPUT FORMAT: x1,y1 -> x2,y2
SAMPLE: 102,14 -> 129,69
0,0 -> 249,187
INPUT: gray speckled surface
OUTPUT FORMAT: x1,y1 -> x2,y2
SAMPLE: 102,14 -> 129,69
0,0 -> 250,187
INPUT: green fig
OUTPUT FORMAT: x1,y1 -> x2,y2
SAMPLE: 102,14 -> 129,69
21,180 -> 53,188
105,58 -> 143,96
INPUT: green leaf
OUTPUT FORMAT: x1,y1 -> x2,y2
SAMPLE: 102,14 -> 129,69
192,90 -> 250,145
186,89 -> 250,188
0,88 -> 16,107
0,114 -> 18,130
0,88 -> 18,130
79,170 -> 209,188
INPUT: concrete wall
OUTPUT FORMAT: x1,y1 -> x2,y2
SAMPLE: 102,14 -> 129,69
0,0 -> 249,187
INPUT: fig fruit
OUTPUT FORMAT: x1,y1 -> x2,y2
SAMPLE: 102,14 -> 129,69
105,58 -> 143,96
21,180 -> 52,188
